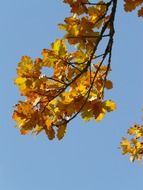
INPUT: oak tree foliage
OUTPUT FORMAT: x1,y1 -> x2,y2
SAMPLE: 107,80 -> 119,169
13,0 -> 143,161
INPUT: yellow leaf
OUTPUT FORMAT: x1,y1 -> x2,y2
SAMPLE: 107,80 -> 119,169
45,117 -> 53,130
52,39 -> 67,57
120,138 -> 132,154
95,112 -> 105,122
14,77 -> 27,92
17,56 -> 33,76
103,100 -> 116,112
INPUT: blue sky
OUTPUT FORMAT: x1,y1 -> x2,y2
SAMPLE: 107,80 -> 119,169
0,1 -> 143,190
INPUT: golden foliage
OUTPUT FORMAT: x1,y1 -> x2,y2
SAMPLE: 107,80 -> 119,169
120,124 -> 143,162
13,0 -> 117,140
124,0 -> 143,17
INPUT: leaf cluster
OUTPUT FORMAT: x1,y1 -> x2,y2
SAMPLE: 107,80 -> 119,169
13,0 -> 117,140
13,0 -> 143,163
124,0 -> 143,17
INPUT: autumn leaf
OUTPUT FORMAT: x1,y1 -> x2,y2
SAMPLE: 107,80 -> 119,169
103,100 -> 116,112
124,0 -> 143,17
81,110 -> 93,121
51,39 -> 67,57
105,80 -> 113,89
57,124 -> 67,140
45,126 -> 55,140
120,138 -> 132,155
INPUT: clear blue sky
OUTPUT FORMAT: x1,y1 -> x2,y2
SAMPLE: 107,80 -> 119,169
0,1 -> 143,190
